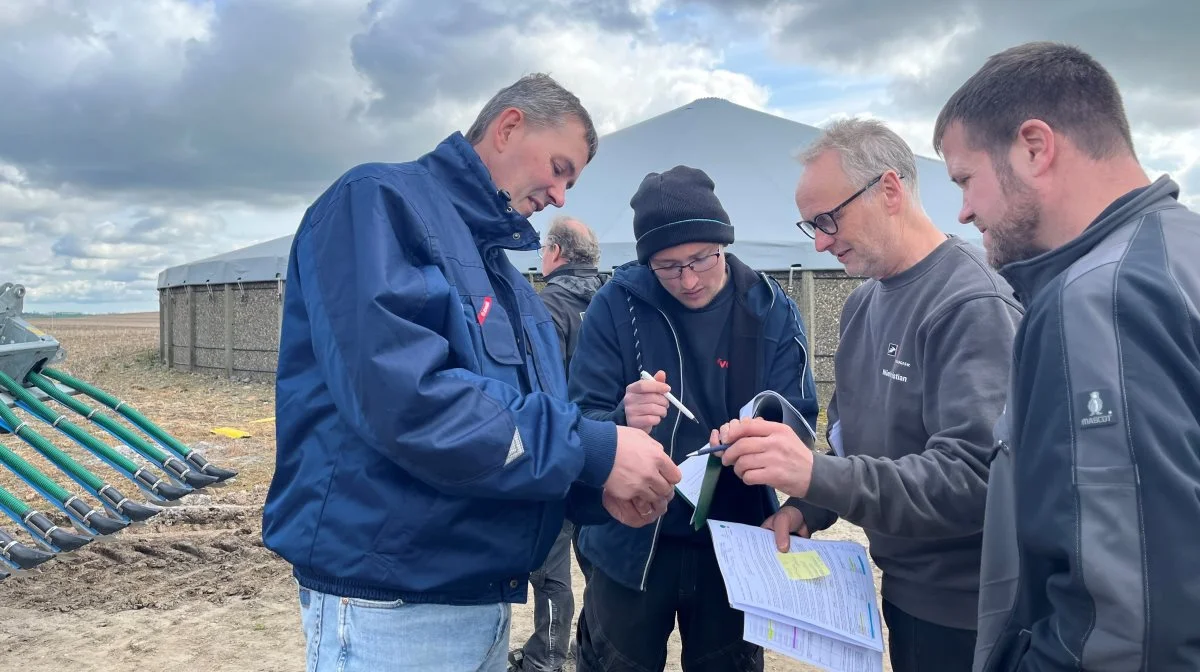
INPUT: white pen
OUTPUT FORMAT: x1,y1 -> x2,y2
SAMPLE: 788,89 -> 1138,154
640,370 -> 698,423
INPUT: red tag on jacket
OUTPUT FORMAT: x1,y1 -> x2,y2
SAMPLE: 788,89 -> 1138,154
477,297 -> 493,325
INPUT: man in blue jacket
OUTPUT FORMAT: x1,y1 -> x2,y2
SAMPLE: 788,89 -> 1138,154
934,42 -> 1200,671
568,165 -> 820,672
261,73 -> 682,672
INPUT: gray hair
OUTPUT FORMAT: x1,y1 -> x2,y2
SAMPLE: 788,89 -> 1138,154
465,73 -> 599,163
546,215 -> 600,265
797,117 -> 920,199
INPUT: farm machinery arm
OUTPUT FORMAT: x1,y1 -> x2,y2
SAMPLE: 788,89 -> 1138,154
0,282 -> 239,578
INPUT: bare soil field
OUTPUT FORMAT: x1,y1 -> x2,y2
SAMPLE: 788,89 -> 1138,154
0,313 -> 888,671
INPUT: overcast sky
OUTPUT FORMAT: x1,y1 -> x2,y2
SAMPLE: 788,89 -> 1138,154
3,0 -> 1197,312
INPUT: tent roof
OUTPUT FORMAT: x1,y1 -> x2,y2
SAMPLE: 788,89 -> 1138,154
158,234 -> 292,288
159,97 -> 976,288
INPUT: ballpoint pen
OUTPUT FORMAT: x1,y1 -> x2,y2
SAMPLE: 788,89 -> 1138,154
684,443 -> 729,458
639,369 -> 698,423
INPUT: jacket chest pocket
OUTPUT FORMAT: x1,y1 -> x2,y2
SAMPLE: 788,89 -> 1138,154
461,295 -> 524,372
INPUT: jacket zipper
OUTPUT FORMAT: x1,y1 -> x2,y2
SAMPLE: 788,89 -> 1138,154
638,303 -> 685,592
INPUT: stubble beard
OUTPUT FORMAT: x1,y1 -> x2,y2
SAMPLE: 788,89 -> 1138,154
985,165 -> 1047,269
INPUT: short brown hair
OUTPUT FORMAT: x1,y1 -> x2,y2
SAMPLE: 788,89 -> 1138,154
933,42 -> 1135,163
465,73 -> 599,163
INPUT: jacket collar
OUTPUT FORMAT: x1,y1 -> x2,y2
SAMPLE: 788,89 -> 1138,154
612,252 -> 767,313
1000,174 -> 1181,307
417,132 -> 540,251
545,263 -> 600,282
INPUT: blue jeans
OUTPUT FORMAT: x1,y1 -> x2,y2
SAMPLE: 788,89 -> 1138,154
298,583 -> 512,671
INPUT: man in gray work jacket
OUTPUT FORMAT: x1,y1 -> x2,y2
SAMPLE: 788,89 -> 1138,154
935,41 -> 1200,671
717,118 -> 1022,672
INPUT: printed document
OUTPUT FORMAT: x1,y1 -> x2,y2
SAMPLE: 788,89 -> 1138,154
738,390 -> 817,448
707,520 -> 884,671
675,450 -> 709,507
828,419 -> 844,457
744,614 -> 883,672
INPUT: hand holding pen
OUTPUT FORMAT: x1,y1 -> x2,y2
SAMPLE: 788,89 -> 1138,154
623,369 -> 699,434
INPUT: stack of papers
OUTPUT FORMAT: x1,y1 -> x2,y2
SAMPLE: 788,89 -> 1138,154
707,520 -> 884,672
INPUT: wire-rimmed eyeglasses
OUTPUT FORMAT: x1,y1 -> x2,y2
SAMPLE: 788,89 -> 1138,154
796,173 -> 901,239
649,250 -> 722,279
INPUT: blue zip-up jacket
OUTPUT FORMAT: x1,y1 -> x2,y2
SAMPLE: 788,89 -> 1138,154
568,255 -> 819,591
975,175 -> 1200,671
261,132 -> 618,606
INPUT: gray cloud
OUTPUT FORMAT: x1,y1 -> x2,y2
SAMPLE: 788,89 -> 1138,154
0,0 -> 661,208
0,1 -> 378,203
3,0 -> 1194,312
691,0 -> 1200,134
0,0 -> 770,311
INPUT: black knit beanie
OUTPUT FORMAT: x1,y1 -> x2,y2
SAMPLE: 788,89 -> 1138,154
631,165 -> 735,265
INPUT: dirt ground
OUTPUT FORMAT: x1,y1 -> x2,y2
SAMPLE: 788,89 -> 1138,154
0,313 -> 889,671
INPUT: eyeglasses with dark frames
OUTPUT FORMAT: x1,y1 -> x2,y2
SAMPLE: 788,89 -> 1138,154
649,250 -> 722,279
795,173 -> 902,239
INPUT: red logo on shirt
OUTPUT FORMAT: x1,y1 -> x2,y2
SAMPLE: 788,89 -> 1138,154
477,297 -> 493,325
716,358 -> 729,369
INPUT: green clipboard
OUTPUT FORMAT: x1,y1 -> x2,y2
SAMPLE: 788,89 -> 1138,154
690,453 -> 723,530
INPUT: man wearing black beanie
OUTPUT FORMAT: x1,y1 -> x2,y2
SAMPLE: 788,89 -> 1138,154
566,165 -> 820,671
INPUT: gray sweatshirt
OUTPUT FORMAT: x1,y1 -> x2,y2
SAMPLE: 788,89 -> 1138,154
788,235 -> 1022,630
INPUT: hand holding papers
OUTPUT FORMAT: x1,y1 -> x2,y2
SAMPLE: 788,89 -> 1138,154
677,391 -> 818,530
708,521 -> 884,672
717,390 -> 820,498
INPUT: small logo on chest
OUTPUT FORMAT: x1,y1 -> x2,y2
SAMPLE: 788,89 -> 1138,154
477,297 -> 493,325
1077,389 -> 1117,429
716,358 -> 729,369
883,341 -> 911,369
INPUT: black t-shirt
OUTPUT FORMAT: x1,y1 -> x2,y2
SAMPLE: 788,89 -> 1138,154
674,279 -> 735,433
658,275 -> 737,539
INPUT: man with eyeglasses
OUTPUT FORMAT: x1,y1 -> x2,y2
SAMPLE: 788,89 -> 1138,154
566,165 -> 819,671
714,119 -> 1022,672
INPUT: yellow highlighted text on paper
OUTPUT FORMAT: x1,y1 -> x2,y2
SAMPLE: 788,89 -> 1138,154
777,550 -> 831,580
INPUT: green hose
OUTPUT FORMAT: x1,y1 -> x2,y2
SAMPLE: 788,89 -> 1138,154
0,481 -> 33,518
0,395 -> 107,492
26,371 -> 173,467
0,371 -> 142,478
40,367 -> 192,458
0,438 -> 73,503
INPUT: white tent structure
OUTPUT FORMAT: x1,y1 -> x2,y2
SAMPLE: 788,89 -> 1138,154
507,96 -> 977,274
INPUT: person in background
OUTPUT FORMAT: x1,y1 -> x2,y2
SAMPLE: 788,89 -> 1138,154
568,165 -> 820,672
509,214 -> 605,672
717,118 -> 1022,672
934,40 -> 1200,671
262,73 -> 680,672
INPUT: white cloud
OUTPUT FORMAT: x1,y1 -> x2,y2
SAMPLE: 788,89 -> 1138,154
1,0 -> 1197,312
0,0 -> 774,312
